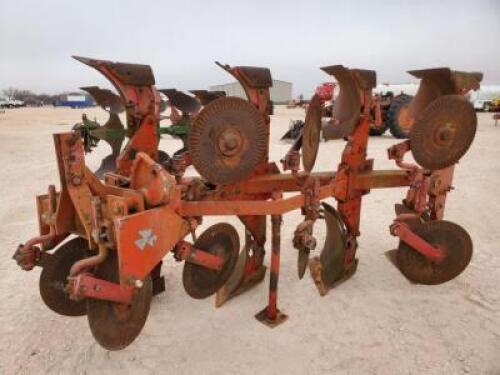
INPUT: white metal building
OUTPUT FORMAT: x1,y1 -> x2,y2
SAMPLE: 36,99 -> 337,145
210,80 -> 292,104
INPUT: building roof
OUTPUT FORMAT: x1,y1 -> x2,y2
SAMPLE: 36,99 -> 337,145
211,79 -> 292,87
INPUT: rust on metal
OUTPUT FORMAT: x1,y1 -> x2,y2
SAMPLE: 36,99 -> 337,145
182,223 -> 239,299
395,220 -> 473,285
190,90 -> 226,106
410,95 -> 477,170
302,94 -> 323,172
321,65 -> 376,140
13,57 -> 480,350
188,96 -> 268,185
159,89 -> 201,114
81,86 -> 124,114
399,67 -> 482,133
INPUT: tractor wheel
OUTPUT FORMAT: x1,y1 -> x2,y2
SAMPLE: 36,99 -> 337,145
87,253 -> 152,350
397,220 -> 472,285
369,122 -> 388,136
387,94 -> 413,139
39,237 -> 89,316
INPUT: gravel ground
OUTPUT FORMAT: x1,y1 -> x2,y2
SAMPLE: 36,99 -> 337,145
0,106 -> 499,375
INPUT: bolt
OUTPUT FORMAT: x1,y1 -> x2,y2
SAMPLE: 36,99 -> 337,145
135,279 -> 144,288
71,175 -> 81,185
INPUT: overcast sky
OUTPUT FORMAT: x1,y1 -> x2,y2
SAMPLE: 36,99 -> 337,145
1,0 -> 499,96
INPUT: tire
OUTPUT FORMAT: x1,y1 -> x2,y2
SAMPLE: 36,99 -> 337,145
387,94 -> 413,139
369,121 -> 388,136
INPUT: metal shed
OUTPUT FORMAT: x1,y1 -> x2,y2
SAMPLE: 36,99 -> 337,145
210,79 -> 292,104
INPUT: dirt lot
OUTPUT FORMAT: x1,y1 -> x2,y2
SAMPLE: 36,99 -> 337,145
0,106 -> 499,375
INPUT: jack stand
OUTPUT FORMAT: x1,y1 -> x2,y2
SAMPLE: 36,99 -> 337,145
255,214 -> 288,327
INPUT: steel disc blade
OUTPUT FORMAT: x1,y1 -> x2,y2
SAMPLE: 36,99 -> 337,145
297,249 -> 310,279
188,97 -> 267,185
81,86 -> 124,114
410,95 -> 477,170
87,253 -> 152,350
183,223 -> 240,299
302,94 -> 323,172
397,220 -> 473,285
39,237 -> 89,316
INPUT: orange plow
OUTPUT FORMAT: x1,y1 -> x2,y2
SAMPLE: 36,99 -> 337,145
13,57 -> 480,350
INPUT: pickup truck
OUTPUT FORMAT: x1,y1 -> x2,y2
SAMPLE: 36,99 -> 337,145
0,97 -> 25,108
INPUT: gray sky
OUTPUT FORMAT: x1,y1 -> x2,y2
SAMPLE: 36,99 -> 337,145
1,0 -> 499,96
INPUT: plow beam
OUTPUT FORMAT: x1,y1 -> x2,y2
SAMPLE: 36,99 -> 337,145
321,65 -> 376,140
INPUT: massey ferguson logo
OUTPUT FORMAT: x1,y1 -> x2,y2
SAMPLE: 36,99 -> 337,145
135,229 -> 158,251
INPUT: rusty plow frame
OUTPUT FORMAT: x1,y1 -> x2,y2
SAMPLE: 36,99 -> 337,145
13,56 -> 479,350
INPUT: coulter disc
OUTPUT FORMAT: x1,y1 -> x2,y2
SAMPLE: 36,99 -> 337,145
183,223 -> 240,299
188,97 -> 267,185
39,237 -> 89,316
302,94 -> 323,172
410,95 -> 476,170
87,253 -> 152,351
397,220 -> 473,285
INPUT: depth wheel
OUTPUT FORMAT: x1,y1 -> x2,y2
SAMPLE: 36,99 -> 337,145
87,253 -> 152,350
183,223 -> 240,299
397,220 -> 472,285
39,237 -> 89,316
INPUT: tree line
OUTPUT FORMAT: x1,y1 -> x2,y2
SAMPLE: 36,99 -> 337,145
2,87 -> 65,106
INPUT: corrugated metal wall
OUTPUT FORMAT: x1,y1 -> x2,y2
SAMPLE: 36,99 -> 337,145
210,80 -> 292,104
